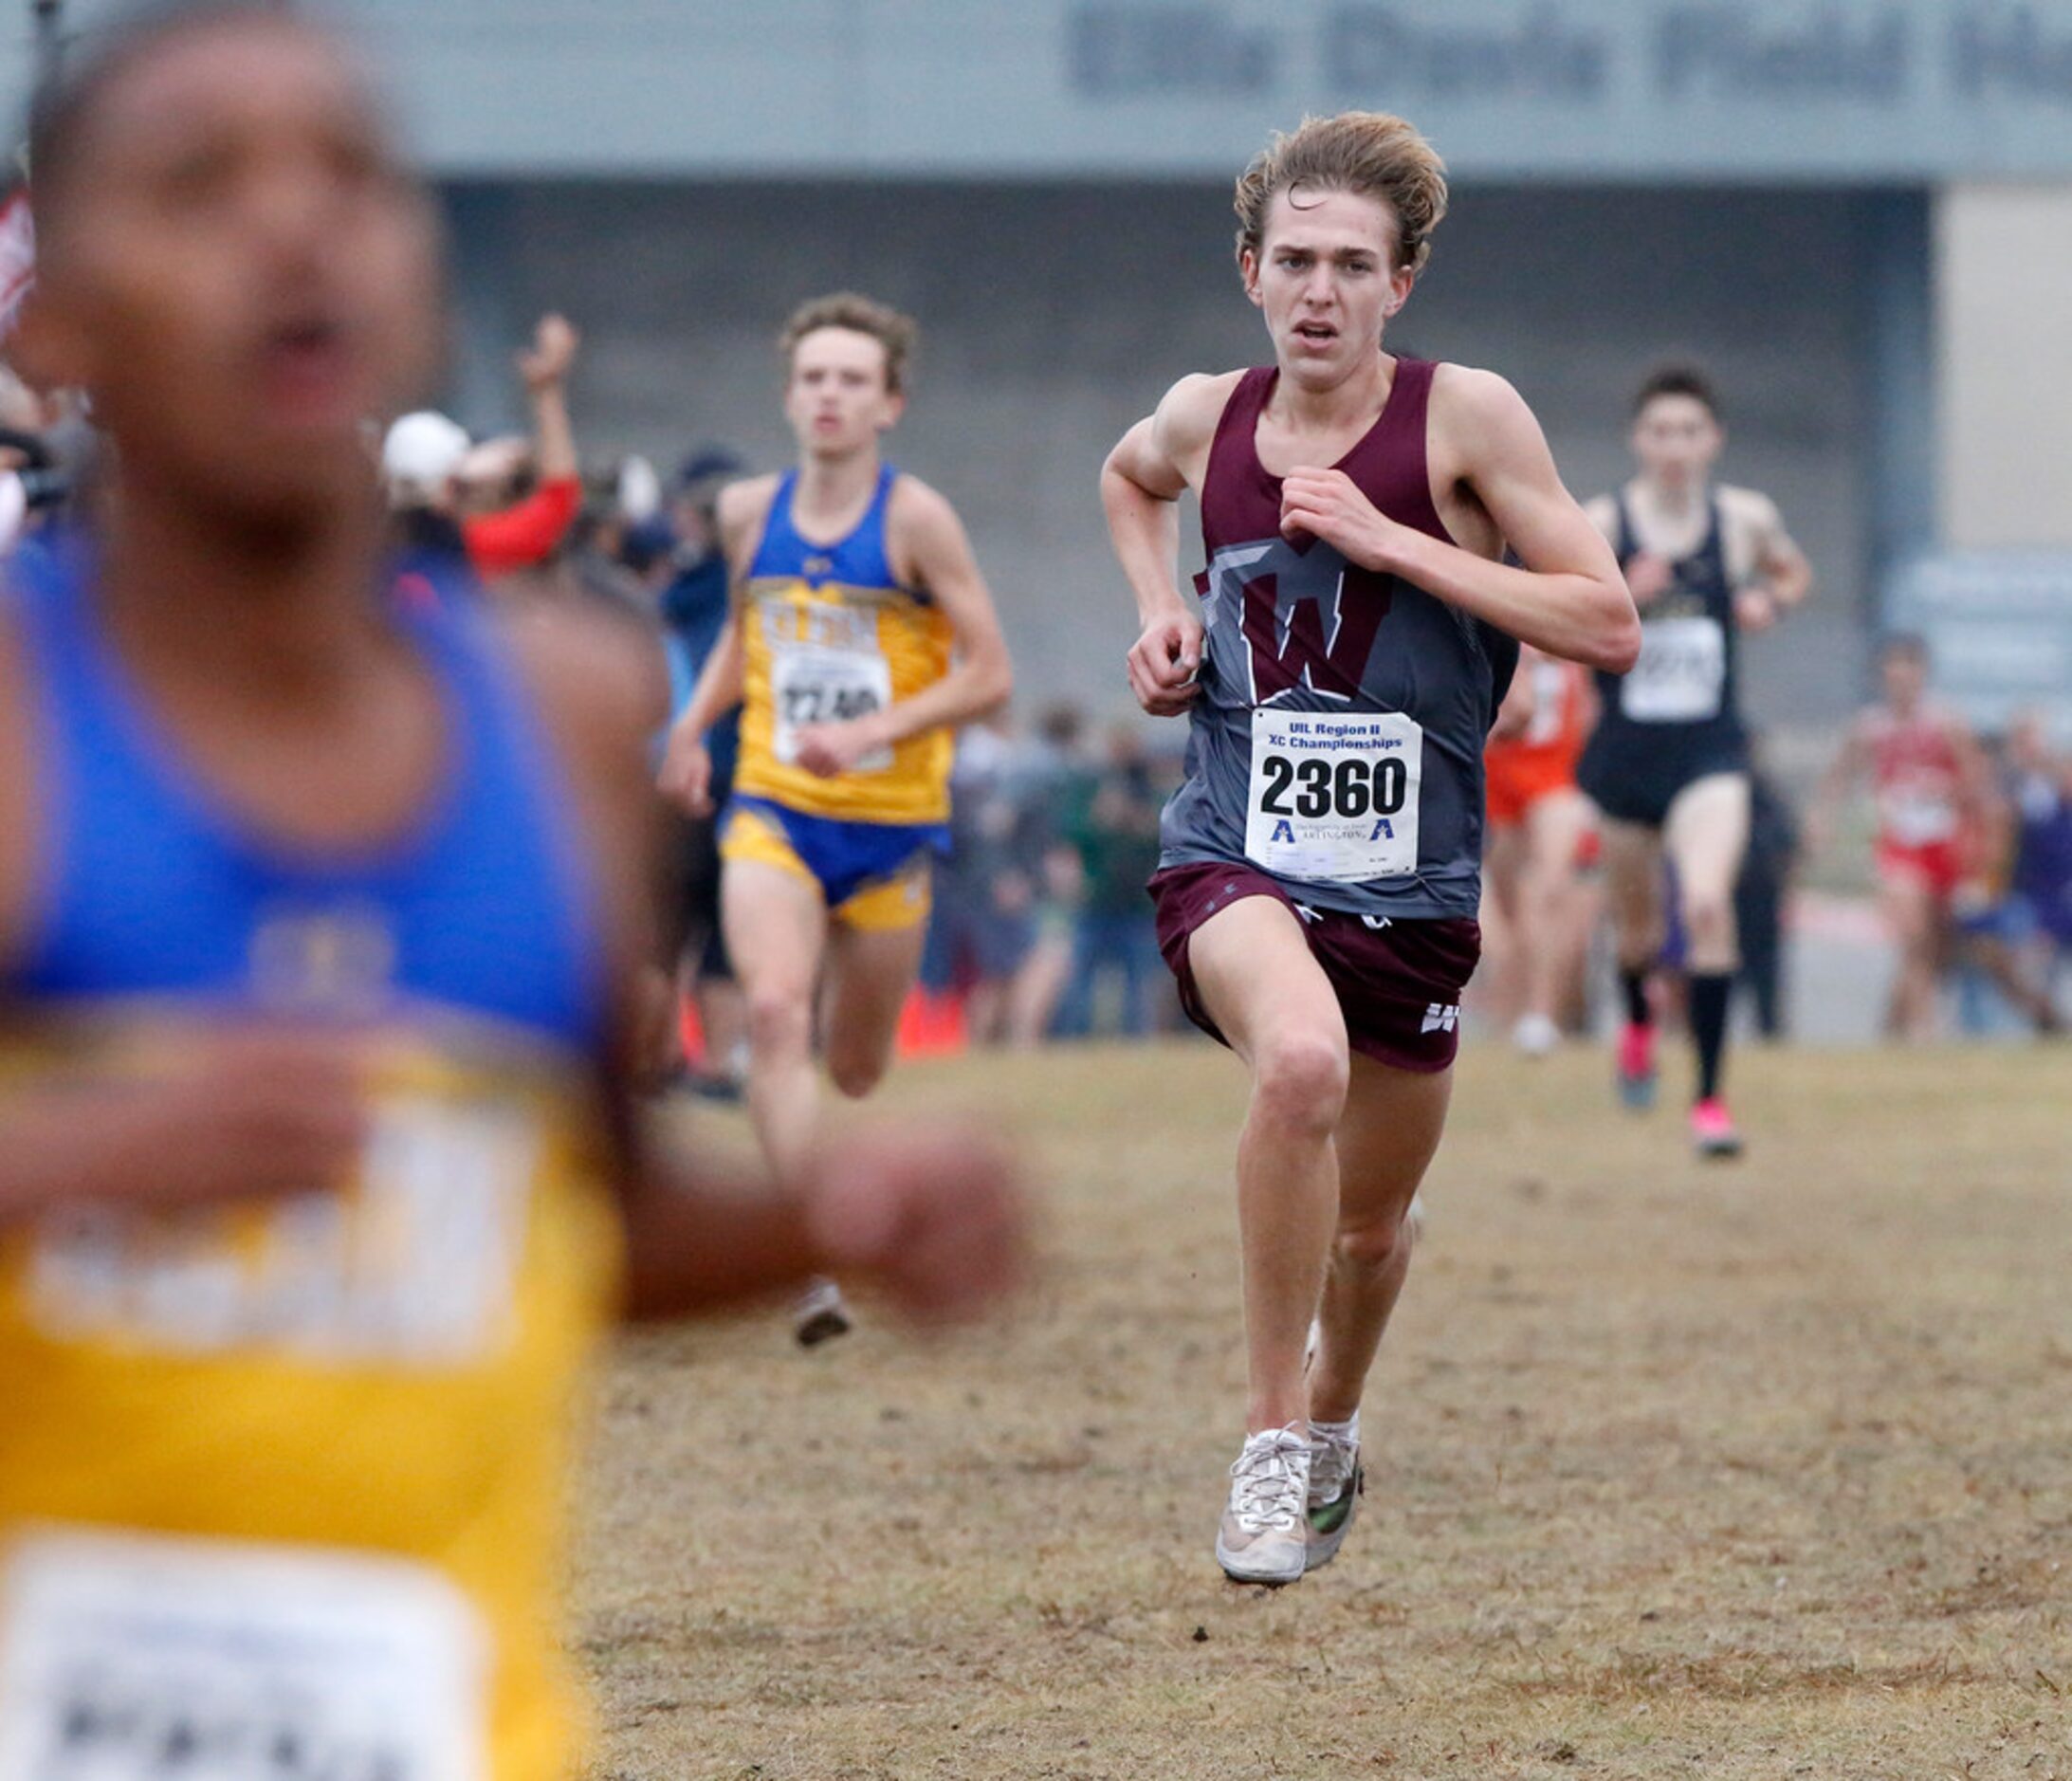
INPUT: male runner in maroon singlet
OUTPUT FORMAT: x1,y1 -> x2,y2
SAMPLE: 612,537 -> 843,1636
1100,112 -> 1640,1586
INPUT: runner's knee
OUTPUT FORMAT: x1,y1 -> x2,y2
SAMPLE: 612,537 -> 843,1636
1250,1030 -> 1349,1133
1334,1206 -> 1411,1274
1682,883 -> 1732,941
826,1041 -> 890,1100
744,982 -> 813,1060
1682,887 -> 1732,965
1615,915 -> 1666,974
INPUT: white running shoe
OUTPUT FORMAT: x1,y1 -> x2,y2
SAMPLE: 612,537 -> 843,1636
1215,1425 -> 1311,1586
1512,1012 -> 1561,1057
1305,1413 -> 1363,1572
792,1276 -> 853,1348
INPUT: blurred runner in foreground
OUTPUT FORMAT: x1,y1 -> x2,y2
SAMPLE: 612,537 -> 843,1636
0,8 -> 1022,1776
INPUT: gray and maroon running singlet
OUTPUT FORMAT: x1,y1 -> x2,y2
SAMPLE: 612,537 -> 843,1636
1157,357 -> 1517,921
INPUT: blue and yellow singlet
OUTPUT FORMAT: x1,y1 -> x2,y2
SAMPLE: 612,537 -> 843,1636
735,464 -> 954,828
0,541 -> 622,1781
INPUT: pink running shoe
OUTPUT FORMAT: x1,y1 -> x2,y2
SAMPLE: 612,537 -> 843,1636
1616,1021 -> 1657,1111
1690,1097 -> 1744,1160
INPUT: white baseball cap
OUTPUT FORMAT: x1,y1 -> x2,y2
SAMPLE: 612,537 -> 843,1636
380,410 -> 470,493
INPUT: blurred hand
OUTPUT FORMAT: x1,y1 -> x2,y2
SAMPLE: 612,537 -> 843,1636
1623,552 -> 1676,606
656,724 -> 713,817
518,313 -> 580,393
115,1028 -> 367,1209
803,1127 -> 1027,1327
1127,611 -> 1203,716
1733,586 -> 1780,633
792,715 -> 889,780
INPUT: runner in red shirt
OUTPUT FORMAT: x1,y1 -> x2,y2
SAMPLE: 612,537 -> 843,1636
1480,644 -> 1597,1054
1810,633 -> 1991,1038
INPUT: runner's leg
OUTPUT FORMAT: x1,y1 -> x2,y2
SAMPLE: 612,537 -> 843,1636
1599,814 -> 1665,1101
1307,1053 -> 1453,1425
1664,773 -> 1751,1107
1521,789 -> 1592,1033
1186,895 -> 1350,1435
1476,822 -> 1524,1028
1600,815 -> 1666,1008
822,914 -> 930,1100
722,859 -> 831,1184
1877,872 -> 1936,1039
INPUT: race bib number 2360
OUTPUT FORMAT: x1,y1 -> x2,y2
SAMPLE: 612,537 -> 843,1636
1245,709 -> 1422,884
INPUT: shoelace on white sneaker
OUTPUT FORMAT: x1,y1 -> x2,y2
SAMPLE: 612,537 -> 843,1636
1228,1426 -> 1308,1533
1309,1424 -> 1358,1505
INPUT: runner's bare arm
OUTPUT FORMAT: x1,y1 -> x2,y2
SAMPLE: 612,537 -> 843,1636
1727,487 -> 1813,628
1806,713 -> 1873,857
1277,368 -> 1639,671
514,313 -> 580,486
1102,373 -> 1236,716
655,476 -> 776,815
1580,492 -> 1618,545
0,1039 -> 369,1224
881,480 -> 1014,738
654,615 -> 741,817
517,605 -> 1025,1321
788,477 -> 1013,779
1949,717 -> 1998,840
1579,489 -> 1674,606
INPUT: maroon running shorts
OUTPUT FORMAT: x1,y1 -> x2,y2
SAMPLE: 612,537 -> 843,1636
1148,861 -> 1482,1073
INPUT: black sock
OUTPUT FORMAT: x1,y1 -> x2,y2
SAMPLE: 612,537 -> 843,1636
1620,968 -> 1652,1029
1690,972 -> 1732,1102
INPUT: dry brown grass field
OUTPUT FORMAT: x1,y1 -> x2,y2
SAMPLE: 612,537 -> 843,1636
578,1040 -> 2072,1780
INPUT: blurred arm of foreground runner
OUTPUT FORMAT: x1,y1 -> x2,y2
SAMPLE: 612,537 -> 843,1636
1276,366 -> 1640,671
521,601 -> 1028,1324
0,1030 -> 370,1220
1103,372 -> 1234,718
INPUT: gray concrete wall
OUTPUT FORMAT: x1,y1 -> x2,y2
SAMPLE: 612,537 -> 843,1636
20,0 -> 2072,180
472,180 -> 1884,730
1938,182 -> 2072,551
